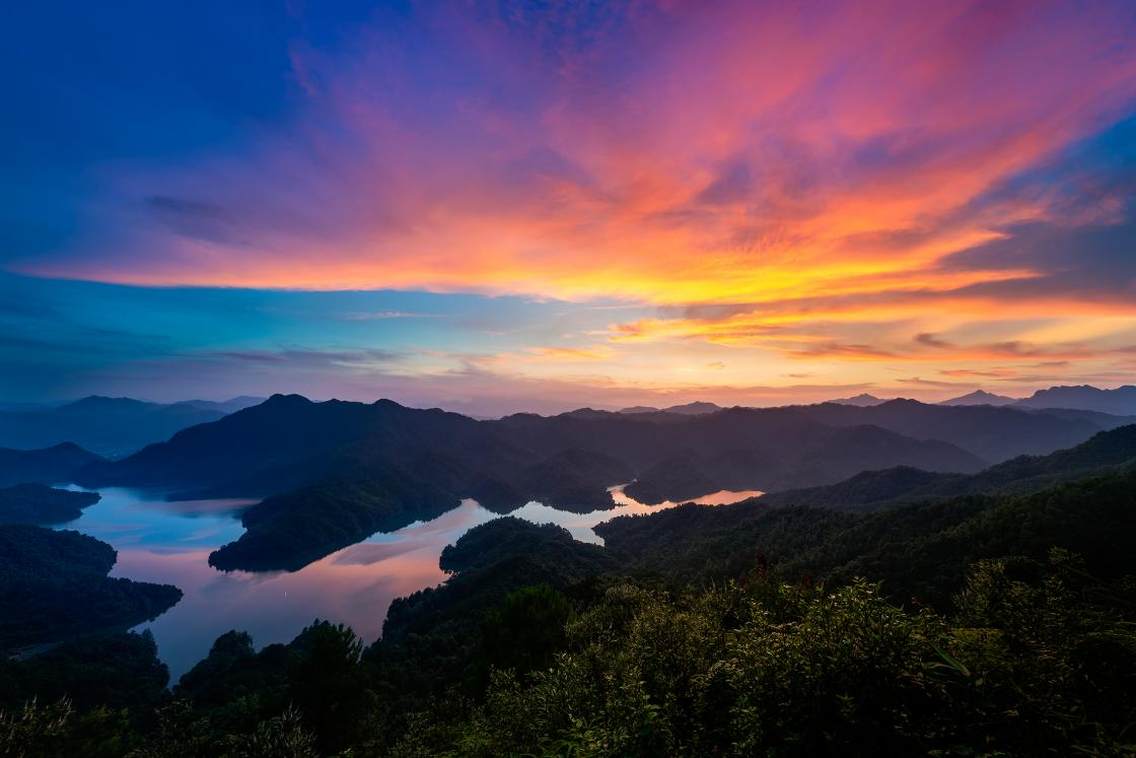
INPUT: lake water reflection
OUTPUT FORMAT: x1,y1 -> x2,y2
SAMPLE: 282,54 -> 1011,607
56,484 -> 761,680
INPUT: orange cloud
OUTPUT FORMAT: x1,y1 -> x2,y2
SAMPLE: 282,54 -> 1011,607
10,1 -> 1136,402
19,2 -> 1136,305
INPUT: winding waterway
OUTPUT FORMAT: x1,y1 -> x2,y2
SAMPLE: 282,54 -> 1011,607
54,484 -> 761,679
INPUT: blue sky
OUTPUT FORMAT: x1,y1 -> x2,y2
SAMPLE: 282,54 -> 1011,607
3,1 -> 1136,413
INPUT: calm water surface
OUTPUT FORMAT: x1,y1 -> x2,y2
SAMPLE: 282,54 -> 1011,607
55,484 -> 761,680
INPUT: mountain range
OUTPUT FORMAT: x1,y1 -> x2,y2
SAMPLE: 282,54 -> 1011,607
0,396 -> 262,457
67,391 -> 1132,571
3,384 -> 1134,572
833,385 -> 1136,415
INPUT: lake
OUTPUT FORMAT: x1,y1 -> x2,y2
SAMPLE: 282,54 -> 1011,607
55,484 -> 762,680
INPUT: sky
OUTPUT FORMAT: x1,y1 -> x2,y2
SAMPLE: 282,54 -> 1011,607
2,0 -> 1136,415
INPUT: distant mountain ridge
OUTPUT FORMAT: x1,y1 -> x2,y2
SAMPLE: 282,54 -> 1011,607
789,398 -> 1114,463
1013,384 -> 1136,415
829,393 -> 889,407
618,401 -> 722,415
826,384 -> 1136,414
0,395 -> 263,456
66,391 -> 1136,571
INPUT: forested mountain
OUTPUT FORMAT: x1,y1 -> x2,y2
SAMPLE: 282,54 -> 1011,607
4,466 -> 1135,755
0,443 -> 104,488
759,423 -> 1136,510
0,396 -> 260,457
792,398 -> 1104,462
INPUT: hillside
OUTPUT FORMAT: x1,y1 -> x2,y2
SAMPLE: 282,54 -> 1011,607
598,466 -> 1136,606
0,525 -> 182,650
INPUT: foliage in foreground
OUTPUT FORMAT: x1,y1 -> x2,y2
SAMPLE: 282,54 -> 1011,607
2,550 -> 1135,756
399,551 -> 1136,757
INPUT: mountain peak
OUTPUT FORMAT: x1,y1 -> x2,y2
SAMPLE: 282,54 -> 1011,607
940,390 -> 1017,407
664,401 -> 722,415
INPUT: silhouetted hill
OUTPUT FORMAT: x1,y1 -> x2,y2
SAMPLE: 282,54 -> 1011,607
81,394 -> 538,498
0,484 -> 99,525
939,389 -> 1016,406
0,443 -> 105,487
0,395 -> 259,456
1014,384 -> 1136,415
0,525 -> 181,650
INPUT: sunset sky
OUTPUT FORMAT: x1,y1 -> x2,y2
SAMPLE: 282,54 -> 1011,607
3,1 -> 1136,414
